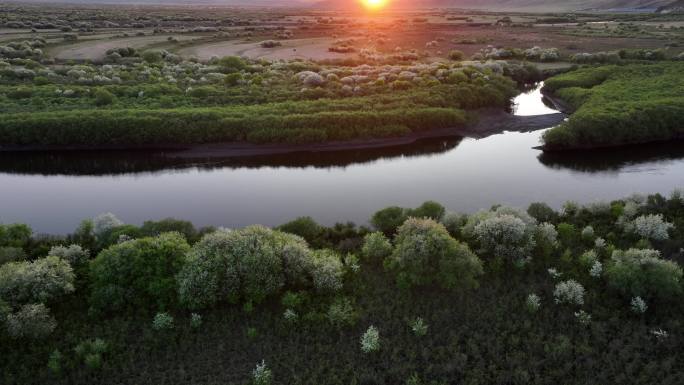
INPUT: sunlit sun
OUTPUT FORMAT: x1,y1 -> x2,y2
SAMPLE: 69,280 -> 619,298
361,0 -> 388,10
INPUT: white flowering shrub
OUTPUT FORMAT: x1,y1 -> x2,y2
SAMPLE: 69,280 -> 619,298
547,268 -> 562,279
594,237 -> 607,249
360,325 -> 380,353
589,261 -> 603,278
651,328 -> 668,339
537,222 -> 559,245
48,244 -> 89,267
152,312 -> 174,330
554,280 -> 585,306
536,222 -> 559,254
178,226 -> 334,309
631,214 -> 674,241
474,214 -> 534,260
574,310 -> 591,326
361,232 -> 392,262
190,313 -> 202,329
386,218 -> 482,290
630,296 -> 647,314
526,293 -> 541,313
252,360 -> 272,385
0,256 -> 74,306
410,317 -> 428,336
441,212 -> 468,237
283,308 -> 298,322
464,207 -> 538,262
310,250 -> 344,293
606,248 -> 682,301
93,212 -> 123,237
5,303 -> 57,339
581,226 -> 595,241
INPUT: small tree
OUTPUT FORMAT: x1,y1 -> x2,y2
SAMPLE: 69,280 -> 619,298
370,206 -> 407,235
360,325 -> 380,353
48,244 -> 89,267
277,216 -> 323,245
152,312 -> 174,330
606,248 -> 682,301
386,218 -> 482,290
93,88 -> 115,106
526,293 -> 541,313
361,232 -> 392,262
89,232 -> 190,312
448,50 -> 465,61
0,256 -> 75,306
553,280 -> 585,306
252,360 -> 272,385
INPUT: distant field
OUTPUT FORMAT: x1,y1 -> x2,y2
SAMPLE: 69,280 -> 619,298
178,37 -> 351,61
48,34 -> 199,61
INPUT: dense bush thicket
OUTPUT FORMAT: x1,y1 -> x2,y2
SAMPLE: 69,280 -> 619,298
0,56 -> 518,146
89,232 -> 190,312
2,191 -> 684,384
542,62 -> 684,150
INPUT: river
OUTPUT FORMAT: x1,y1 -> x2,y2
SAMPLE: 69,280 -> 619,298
1,83 -> 683,234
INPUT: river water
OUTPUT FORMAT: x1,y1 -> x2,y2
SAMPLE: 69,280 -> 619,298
1,84 -> 683,234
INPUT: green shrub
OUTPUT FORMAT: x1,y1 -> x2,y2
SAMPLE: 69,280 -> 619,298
386,218 -> 483,290
93,88 -> 115,106
89,232 -> 191,312
407,200 -> 445,221
218,56 -> 247,72
142,50 -> 163,63
47,349 -> 62,374
0,246 -> 26,265
152,312 -> 174,330
140,218 -> 198,242
527,202 -> 558,223
606,248 -> 682,301
448,50 -> 465,61
326,297 -> 358,328
0,223 -> 32,248
361,232 -> 392,262
277,216 -> 323,245
75,338 -> 108,370
370,206 -> 407,235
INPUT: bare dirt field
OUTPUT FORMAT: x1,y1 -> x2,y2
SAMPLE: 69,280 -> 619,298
178,37 -> 352,61
48,34 -> 199,61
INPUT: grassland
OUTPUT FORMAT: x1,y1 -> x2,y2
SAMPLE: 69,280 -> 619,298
541,62 -> 684,150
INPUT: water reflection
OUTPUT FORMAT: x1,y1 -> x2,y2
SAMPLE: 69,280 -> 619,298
538,140 -> 684,174
0,137 -> 463,176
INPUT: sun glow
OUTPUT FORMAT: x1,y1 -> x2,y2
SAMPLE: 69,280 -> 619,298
361,0 -> 388,10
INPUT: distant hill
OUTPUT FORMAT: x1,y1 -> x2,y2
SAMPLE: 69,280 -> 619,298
313,0 -> 674,12
7,0 -> 681,12
657,0 -> 684,12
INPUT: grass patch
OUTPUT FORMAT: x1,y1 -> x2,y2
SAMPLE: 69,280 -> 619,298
542,62 -> 684,150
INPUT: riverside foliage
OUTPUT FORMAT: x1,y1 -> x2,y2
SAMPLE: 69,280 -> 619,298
542,62 -> 684,150
1,191 -> 684,384
0,56 -> 518,147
